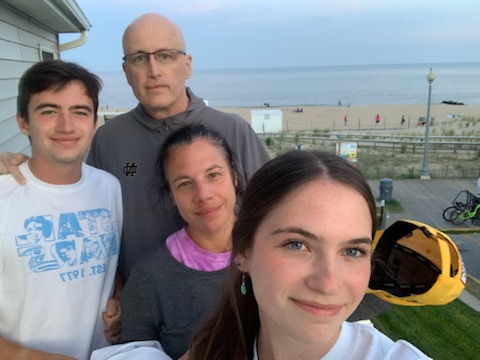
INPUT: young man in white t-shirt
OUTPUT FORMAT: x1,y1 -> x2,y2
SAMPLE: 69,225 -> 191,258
0,60 -> 122,359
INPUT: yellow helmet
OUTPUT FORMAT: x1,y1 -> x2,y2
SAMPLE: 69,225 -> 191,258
368,220 -> 467,306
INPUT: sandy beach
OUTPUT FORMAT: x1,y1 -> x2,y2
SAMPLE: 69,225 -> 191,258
217,103 -> 480,134
99,103 -> 480,135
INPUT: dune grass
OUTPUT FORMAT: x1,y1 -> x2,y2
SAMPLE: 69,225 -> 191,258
372,299 -> 480,359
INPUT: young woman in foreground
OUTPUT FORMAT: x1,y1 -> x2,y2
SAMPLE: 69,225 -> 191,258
186,150 -> 431,360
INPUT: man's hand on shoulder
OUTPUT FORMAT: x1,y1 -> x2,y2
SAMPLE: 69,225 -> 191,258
0,152 -> 29,184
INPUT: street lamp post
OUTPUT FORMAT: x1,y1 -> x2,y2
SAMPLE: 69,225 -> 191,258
420,68 -> 435,179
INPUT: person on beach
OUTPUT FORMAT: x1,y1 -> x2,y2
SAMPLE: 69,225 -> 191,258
401,115 -> 405,126
119,124 -> 240,359
375,114 -> 380,125
185,150 -> 431,360
0,60 -> 122,359
0,12 -> 270,341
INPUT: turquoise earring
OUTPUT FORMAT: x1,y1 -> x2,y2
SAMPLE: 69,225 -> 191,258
240,273 -> 247,295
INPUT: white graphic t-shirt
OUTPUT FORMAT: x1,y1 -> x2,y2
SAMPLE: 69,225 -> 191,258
0,162 -> 123,360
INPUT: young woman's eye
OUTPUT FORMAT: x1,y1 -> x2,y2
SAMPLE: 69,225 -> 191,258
345,247 -> 367,258
286,241 -> 306,251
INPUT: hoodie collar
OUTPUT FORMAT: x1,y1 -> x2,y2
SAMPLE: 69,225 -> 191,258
131,87 -> 206,131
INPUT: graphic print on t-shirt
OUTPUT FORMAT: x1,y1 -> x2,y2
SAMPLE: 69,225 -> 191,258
14,209 -> 119,281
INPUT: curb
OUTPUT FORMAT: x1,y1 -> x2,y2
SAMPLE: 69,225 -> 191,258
459,290 -> 480,312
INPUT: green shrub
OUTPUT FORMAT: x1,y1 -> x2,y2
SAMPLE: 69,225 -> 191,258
294,132 -> 301,144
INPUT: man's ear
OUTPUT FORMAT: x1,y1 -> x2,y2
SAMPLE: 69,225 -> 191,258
184,54 -> 192,80
122,62 -> 133,87
16,113 -> 30,136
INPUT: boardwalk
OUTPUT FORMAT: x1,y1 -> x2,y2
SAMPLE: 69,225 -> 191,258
368,178 -> 477,229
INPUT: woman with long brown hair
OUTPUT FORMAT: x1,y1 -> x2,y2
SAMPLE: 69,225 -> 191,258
186,150 -> 430,360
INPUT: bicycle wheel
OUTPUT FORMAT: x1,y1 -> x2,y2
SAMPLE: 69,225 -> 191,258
451,210 -> 466,225
443,206 -> 460,222
471,206 -> 480,226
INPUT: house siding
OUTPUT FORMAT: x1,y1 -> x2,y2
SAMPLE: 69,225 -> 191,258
0,2 -> 60,155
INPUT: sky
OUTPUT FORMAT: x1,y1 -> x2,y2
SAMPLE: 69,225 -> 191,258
60,0 -> 480,72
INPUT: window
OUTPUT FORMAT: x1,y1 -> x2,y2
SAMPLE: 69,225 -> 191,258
41,50 -> 54,60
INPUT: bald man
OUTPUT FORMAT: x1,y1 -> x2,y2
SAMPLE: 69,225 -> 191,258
86,13 -> 270,280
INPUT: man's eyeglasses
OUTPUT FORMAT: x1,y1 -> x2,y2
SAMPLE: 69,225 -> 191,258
122,49 -> 186,67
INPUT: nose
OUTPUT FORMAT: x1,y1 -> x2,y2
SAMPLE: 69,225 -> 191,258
306,256 -> 341,295
194,182 -> 214,202
146,54 -> 162,77
56,111 -> 75,133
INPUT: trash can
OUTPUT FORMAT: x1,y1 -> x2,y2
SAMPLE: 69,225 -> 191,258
379,178 -> 393,201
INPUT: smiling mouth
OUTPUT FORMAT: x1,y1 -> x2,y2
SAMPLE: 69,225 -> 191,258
53,138 -> 79,144
196,205 -> 221,217
292,299 -> 342,317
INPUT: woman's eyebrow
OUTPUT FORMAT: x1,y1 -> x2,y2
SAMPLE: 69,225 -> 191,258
171,164 -> 224,183
272,227 -> 372,244
172,174 -> 191,183
271,226 -> 317,240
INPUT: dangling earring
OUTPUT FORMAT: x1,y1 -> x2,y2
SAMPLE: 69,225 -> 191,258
240,273 -> 247,296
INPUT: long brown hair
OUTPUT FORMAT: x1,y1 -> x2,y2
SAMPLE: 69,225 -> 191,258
188,150 -> 376,360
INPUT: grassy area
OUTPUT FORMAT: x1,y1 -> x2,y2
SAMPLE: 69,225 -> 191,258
375,198 -> 404,229
372,299 -> 480,359
357,150 -> 480,179
383,198 -> 405,213
262,133 -> 480,179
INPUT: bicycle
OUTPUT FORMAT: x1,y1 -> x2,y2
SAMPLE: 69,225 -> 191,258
442,190 -> 480,225
443,203 -> 480,225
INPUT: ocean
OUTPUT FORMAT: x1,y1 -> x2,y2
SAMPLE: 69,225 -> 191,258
97,62 -> 480,110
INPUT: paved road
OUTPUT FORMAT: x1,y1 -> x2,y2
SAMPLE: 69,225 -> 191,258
451,233 -> 480,284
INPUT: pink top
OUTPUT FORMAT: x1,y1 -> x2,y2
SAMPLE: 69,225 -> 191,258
166,227 -> 232,271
